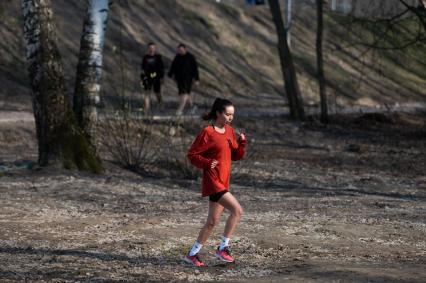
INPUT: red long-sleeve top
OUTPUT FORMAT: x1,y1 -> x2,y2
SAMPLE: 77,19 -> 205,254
187,124 -> 246,197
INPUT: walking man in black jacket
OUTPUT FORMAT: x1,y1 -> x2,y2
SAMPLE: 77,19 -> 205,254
168,44 -> 199,115
141,42 -> 165,114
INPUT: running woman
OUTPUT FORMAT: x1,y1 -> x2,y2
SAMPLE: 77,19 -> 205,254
184,98 -> 247,267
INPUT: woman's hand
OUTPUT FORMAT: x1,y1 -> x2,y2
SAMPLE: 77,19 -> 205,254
239,133 -> 246,142
211,159 -> 219,169
235,128 -> 246,144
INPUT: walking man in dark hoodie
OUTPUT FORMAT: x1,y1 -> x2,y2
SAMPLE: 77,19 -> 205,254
141,42 -> 165,114
168,44 -> 199,115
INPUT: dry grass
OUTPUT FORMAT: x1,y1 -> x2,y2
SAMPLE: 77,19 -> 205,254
0,112 -> 425,282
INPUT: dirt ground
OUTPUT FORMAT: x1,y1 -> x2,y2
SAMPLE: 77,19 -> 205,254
0,110 -> 425,282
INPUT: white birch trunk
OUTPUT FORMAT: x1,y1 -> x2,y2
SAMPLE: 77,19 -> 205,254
74,0 -> 110,138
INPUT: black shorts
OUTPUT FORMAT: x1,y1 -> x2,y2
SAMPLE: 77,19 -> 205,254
143,78 -> 161,93
209,190 -> 228,202
176,79 -> 192,95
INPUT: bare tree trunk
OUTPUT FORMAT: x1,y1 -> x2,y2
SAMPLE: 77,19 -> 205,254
316,0 -> 329,123
74,0 -> 110,139
267,0 -> 305,120
284,0 -> 292,47
21,0 -> 103,172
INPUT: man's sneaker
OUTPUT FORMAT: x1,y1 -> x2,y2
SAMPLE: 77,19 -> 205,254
184,253 -> 205,267
189,105 -> 198,115
214,247 -> 234,263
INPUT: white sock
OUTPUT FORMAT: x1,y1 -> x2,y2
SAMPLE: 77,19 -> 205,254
189,241 -> 203,256
219,236 -> 230,250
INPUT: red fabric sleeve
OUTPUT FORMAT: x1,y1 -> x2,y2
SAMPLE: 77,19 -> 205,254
231,141 -> 246,161
187,129 -> 212,169
231,128 -> 247,161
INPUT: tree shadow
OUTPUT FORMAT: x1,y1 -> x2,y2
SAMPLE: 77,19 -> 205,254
291,267 -> 425,283
235,175 -> 426,202
0,245 -> 174,282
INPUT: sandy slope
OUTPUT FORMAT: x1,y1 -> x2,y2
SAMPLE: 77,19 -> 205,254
1,0 -> 425,112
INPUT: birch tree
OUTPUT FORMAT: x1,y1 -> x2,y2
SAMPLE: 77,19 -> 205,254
21,0 -> 102,172
267,0 -> 305,120
74,0 -> 111,138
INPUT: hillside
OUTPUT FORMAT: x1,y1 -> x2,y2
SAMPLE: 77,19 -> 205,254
0,0 -> 425,112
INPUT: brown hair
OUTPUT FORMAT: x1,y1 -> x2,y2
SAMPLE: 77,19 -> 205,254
202,98 -> 233,121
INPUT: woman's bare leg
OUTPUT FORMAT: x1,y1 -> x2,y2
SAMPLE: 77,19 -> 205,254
218,192 -> 243,238
196,201 -> 225,244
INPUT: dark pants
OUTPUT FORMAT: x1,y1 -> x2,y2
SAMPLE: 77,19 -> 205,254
177,79 -> 193,95
143,78 -> 161,93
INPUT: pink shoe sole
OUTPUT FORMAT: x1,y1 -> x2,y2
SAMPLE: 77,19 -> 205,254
214,252 -> 235,263
182,256 -> 206,267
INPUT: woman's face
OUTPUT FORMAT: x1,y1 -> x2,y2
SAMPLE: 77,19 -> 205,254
216,105 -> 234,125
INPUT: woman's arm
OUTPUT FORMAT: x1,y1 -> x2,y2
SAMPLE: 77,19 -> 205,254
231,131 -> 247,161
231,140 -> 246,161
187,129 -> 212,169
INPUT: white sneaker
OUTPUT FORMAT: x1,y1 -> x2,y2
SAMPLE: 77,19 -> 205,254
189,105 -> 198,115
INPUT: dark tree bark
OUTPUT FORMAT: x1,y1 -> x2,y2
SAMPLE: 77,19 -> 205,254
316,0 -> 329,123
21,0 -> 103,172
267,0 -> 305,120
74,0 -> 110,139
